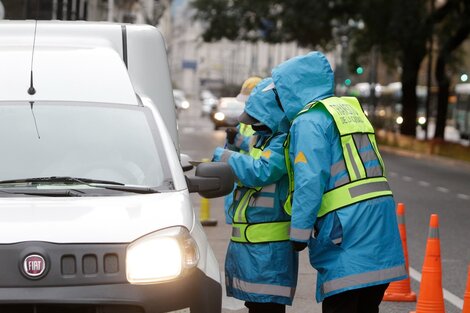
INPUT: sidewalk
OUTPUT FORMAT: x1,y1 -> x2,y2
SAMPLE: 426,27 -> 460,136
376,128 -> 470,164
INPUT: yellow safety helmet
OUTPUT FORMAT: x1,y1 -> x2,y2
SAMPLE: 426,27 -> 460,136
236,76 -> 262,102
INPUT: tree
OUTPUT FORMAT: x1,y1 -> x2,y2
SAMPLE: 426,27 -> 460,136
191,0 -> 454,137
191,0 -> 358,47
349,0 -> 430,136
433,0 -> 470,140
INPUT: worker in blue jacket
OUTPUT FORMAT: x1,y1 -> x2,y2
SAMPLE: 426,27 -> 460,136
223,76 -> 262,224
212,77 -> 298,313
271,51 -> 407,313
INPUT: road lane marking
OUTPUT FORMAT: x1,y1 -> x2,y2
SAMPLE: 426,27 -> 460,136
436,186 -> 449,193
403,176 -> 413,182
409,267 -> 463,309
181,126 -> 213,134
389,171 -> 398,177
457,194 -> 470,200
418,181 -> 430,187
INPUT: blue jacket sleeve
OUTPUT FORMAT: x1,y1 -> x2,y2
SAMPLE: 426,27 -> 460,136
213,133 -> 287,187
288,116 -> 334,242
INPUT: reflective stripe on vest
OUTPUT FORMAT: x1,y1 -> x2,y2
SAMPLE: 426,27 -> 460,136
232,277 -> 295,298
231,221 -> 291,243
231,134 -> 290,243
283,136 -> 294,216
318,177 -> 392,217
284,96 -> 391,217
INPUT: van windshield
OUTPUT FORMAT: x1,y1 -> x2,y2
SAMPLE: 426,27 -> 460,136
0,101 -> 172,192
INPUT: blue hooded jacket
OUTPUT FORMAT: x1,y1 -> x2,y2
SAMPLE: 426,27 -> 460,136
213,77 -> 298,305
272,52 -> 406,302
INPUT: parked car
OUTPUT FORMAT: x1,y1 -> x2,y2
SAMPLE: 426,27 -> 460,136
200,89 -> 218,117
201,96 -> 218,117
210,97 -> 245,130
0,20 -> 234,313
173,88 -> 190,116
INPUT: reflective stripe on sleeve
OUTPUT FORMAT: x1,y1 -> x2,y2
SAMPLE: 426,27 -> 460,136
220,150 -> 234,163
233,277 -> 295,298
322,264 -> 407,295
290,227 -> 312,241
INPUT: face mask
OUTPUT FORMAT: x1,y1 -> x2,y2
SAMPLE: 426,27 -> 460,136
252,124 -> 270,132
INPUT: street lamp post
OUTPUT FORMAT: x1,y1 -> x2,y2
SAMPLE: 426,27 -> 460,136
424,0 -> 435,141
0,1 -> 5,20
108,0 -> 114,22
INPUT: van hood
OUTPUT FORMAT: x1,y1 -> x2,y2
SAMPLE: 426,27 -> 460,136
0,191 -> 194,244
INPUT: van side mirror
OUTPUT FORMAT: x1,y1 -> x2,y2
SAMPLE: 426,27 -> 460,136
185,162 -> 235,198
180,153 -> 194,172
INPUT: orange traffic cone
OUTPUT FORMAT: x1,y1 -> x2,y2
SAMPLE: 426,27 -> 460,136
410,214 -> 445,313
463,264 -> 470,313
383,203 -> 417,302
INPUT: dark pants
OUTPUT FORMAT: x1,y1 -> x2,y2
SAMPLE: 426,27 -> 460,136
322,283 -> 389,313
245,301 -> 286,313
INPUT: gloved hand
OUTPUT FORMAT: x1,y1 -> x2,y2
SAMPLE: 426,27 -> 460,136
291,240 -> 308,252
225,128 -> 238,145
211,147 -> 225,162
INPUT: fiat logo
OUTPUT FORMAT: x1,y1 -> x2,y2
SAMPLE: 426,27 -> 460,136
23,254 -> 46,278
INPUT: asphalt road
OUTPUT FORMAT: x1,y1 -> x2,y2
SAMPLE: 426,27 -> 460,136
178,99 -> 470,313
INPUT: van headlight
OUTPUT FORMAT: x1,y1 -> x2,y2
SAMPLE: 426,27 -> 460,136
126,226 -> 199,284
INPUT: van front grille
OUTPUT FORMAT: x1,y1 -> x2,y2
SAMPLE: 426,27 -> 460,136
0,242 -> 127,287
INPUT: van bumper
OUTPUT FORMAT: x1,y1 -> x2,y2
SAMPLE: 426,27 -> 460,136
0,269 -> 222,313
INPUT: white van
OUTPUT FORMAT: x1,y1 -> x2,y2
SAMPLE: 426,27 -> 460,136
0,20 -> 233,313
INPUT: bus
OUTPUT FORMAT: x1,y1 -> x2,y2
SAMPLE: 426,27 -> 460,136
455,83 -> 470,139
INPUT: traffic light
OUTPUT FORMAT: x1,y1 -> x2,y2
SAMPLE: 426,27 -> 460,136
356,66 -> 364,75
344,78 -> 352,86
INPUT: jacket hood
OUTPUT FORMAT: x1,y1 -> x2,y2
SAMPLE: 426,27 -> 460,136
272,51 -> 334,121
244,77 -> 290,133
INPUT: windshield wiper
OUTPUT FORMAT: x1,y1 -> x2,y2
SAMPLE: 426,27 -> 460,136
0,176 -> 125,186
21,189 -> 86,197
87,184 -> 160,194
0,176 -> 160,195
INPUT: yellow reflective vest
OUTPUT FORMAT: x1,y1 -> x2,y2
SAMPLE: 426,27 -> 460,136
284,96 -> 392,217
